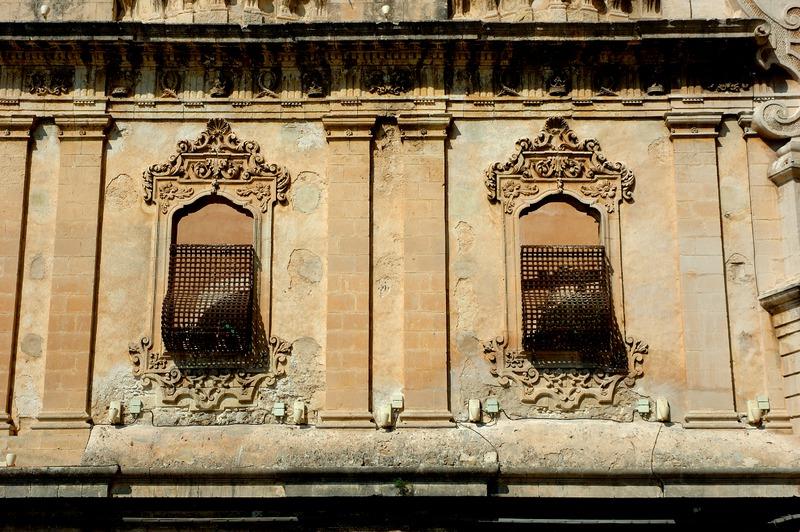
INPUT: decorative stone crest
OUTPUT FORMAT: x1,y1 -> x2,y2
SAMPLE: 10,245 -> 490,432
364,67 -> 414,95
484,117 -> 636,213
483,336 -> 648,410
256,68 -> 280,98
142,118 -> 289,206
108,65 -> 138,98
207,69 -> 233,98
26,68 -> 73,96
129,336 -> 291,411
159,69 -> 181,98
301,67 -> 330,98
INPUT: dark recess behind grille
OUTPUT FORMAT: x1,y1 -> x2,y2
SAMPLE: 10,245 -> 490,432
162,244 -> 254,362
521,245 -> 627,372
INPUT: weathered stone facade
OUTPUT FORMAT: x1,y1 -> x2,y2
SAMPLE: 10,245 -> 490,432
1,0 -> 800,523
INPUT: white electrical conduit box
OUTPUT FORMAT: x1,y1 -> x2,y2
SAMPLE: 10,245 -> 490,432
376,404 -> 393,429
109,401 -> 122,425
292,400 -> 306,425
656,397 -> 670,422
468,399 -> 482,423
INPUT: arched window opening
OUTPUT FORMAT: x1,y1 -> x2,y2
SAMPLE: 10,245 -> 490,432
162,196 -> 257,367
518,196 -> 626,371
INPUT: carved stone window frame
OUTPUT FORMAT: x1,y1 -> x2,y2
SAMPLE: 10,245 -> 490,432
130,118 -> 292,411
483,117 -> 647,411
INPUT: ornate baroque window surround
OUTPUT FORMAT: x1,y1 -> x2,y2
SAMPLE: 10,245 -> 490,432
482,116 -> 648,411
129,118 -> 292,411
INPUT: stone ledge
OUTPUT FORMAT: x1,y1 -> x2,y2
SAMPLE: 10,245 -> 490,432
2,421 -> 798,498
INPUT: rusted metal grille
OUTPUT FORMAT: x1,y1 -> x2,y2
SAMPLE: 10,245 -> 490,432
162,244 -> 254,361
521,245 -> 626,371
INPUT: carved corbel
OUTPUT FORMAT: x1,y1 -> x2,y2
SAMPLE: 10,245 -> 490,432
736,2 -> 800,139
396,115 -> 451,141
0,116 -> 36,140
737,1 -> 800,82
322,115 -> 376,141
55,115 -> 112,140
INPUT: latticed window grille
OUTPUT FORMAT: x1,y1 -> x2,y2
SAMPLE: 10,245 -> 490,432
162,244 -> 255,359
520,245 -> 627,371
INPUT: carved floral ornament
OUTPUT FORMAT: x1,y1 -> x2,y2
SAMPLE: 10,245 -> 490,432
143,118 -> 290,213
134,119 -> 292,411
129,336 -> 292,411
483,336 -> 648,411
484,117 -> 635,214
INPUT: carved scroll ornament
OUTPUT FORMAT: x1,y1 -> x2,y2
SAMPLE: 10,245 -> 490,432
738,1 -> 800,139
142,118 -> 290,209
484,117 -> 635,213
129,336 -> 292,411
483,336 -> 648,411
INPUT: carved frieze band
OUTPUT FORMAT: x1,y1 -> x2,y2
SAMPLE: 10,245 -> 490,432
484,116 -> 635,213
142,118 -> 290,208
0,38 -> 757,105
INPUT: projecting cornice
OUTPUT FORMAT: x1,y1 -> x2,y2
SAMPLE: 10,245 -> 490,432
0,19 -> 763,45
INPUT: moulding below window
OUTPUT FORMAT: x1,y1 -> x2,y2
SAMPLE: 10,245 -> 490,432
129,336 -> 292,411
483,336 -> 648,411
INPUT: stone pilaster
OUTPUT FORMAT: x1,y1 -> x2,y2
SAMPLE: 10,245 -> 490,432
759,137 -> 800,433
760,284 -> 800,433
34,115 -> 111,432
396,115 -> 453,428
318,115 -> 376,428
0,116 -> 35,435
665,112 -> 740,429
738,113 -> 792,431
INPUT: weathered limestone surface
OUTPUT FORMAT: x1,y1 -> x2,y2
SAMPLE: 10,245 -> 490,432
73,421 -> 800,497
0,0 -> 800,505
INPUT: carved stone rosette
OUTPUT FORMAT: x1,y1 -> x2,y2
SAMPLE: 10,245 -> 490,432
143,118 -> 289,205
483,336 -> 647,410
484,116 -> 635,213
129,336 -> 292,411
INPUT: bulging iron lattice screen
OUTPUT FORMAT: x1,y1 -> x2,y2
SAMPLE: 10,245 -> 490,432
520,245 -> 627,372
162,244 -> 255,369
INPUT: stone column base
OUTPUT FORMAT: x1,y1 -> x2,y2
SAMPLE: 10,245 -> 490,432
683,410 -> 742,429
397,410 -> 455,428
317,410 -> 375,428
